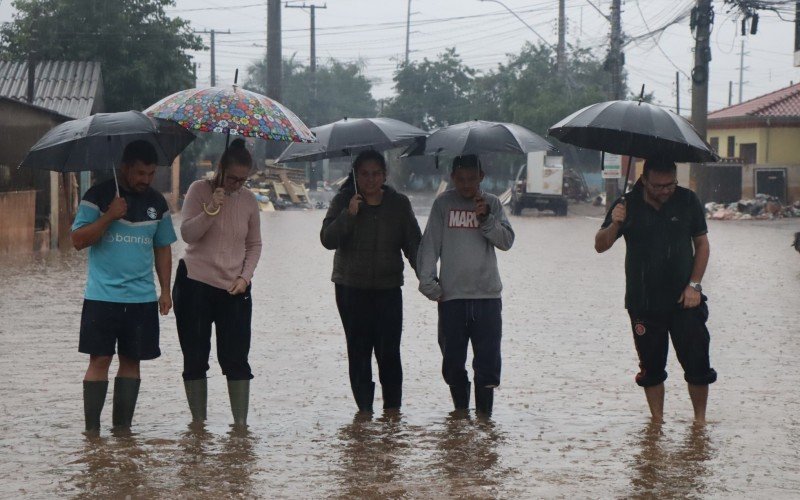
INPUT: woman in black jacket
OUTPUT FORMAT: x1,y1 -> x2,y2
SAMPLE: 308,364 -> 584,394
320,150 -> 421,413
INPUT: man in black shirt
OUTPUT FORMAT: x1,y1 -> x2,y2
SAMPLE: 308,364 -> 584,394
595,158 -> 717,424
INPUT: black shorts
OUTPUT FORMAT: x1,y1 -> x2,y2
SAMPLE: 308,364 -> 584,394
628,301 -> 717,387
79,299 -> 161,360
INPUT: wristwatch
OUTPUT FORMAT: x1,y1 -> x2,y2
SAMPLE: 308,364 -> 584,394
688,281 -> 702,292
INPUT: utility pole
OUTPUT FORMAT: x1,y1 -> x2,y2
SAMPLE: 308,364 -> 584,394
690,0 -> 713,193
609,0 -> 623,100
602,0 -> 624,205
729,80 -> 733,106
210,30 -> 216,86
738,39 -> 748,103
675,71 -> 680,114
557,0 -> 566,76
285,3 -> 327,74
267,0 -> 282,100
405,0 -> 412,65
194,29 -> 231,86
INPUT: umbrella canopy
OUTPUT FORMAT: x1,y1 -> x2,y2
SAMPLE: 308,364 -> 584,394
547,100 -> 719,163
410,120 -> 556,157
144,85 -> 316,143
276,117 -> 428,163
19,110 -> 195,172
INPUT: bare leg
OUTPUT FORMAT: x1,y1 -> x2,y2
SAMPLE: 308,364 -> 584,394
688,384 -> 708,424
84,355 -> 113,381
644,383 -> 665,423
117,355 -> 140,379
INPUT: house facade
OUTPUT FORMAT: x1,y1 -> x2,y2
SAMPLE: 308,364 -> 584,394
701,82 -> 800,204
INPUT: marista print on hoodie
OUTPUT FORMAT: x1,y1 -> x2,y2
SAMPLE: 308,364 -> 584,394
417,189 -> 514,301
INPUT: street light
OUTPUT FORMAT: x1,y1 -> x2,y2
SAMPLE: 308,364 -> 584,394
477,0 -> 554,49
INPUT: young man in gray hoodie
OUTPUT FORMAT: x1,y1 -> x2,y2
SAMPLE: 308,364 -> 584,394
417,154 -> 515,416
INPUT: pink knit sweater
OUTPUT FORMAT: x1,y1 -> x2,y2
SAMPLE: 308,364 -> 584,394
180,180 -> 262,290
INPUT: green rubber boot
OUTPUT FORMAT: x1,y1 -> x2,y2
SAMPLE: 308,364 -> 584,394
184,378 -> 208,422
112,377 -> 141,429
83,380 -> 109,433
227,380 -> 250,426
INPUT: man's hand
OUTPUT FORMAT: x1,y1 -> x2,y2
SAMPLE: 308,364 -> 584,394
158,292 -> 172,315
107,196 -> 127,220
678,285 -> 702,309
611,200 -> 626,225
348,193 -> 363,216
228,277 -> 248,295
209,188 -> 226,211
475,194 -> 489,220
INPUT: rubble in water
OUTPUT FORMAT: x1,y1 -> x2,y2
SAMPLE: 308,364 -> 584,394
705,194 -> 800,220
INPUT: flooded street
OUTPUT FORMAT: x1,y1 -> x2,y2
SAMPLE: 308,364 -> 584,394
1,205 -> 799,498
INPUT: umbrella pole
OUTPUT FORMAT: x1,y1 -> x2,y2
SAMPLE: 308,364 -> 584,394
622,155 -> 634,194
112,163 -> 120,197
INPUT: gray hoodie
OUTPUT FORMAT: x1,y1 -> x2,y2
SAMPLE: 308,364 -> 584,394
417,189 -> 514,301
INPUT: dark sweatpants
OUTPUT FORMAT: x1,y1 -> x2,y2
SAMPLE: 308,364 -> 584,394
173,260 -> 254,381
335,284 -> 403,408
438,298 -> 502,389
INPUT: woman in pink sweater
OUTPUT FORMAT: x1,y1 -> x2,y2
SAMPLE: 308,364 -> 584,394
172,138 -> 262,427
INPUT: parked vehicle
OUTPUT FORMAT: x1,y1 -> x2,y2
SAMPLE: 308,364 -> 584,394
510,152 -> 568,216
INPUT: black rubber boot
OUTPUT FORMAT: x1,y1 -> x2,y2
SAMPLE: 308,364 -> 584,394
450,382 -> 471,411
112,377 -> 141,429
227,380 -> 250,426
83,380 -> 108,433
382,384 -> 402,410
475,385 -> 494,417
352,382 -> 375,413
184,378 -> 208,422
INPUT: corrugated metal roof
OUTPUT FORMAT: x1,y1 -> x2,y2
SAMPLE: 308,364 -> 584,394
708,82 -> 800,120
0,60 -> 102,119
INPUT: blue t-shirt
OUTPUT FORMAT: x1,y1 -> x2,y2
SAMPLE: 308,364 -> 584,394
72,179 -> 177,303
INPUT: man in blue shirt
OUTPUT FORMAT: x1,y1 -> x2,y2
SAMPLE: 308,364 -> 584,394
71,140 -> 177,434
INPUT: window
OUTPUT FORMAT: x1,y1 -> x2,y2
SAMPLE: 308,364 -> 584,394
727,136 -> 735,157
740,143 -> 757,164
709,137 -> 719,153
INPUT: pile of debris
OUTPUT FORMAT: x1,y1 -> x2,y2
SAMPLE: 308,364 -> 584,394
248,165 -> 311,211
705,194 -> 800,220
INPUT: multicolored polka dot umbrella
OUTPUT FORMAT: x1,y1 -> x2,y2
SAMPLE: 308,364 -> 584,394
144,84 -> 316,143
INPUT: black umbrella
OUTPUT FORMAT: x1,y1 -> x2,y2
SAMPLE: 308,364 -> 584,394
276,117 -> 428,163
410,120 -> 556,157
20,110 -> 195,194
548,100 -> 719,163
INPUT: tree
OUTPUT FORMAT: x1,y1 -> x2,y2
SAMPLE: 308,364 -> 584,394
245,56 -> 377,127
0,0 -> 203,111
383,48 -> 476,129
471,43 -> 619,173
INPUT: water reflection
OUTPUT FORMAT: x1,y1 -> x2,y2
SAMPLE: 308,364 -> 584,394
432,412 -> 504,495
629,422 -> 713,497
335,411 -> 408,499
69,434 -> 152,498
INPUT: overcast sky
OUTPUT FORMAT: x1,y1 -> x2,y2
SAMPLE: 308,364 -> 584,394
1,0 -> 798,114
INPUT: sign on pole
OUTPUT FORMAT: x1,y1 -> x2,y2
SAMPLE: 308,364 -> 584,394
602,153 -> 621,179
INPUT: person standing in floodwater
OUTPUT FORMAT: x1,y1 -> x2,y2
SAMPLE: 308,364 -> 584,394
417,154 -> 515,417
173,138 -> 262,427
71,140 -> 177,434
595,158 -> 717,424
320,150 -> 421,414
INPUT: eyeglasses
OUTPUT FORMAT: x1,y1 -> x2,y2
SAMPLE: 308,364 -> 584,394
225,175 -> 248,185
646,179 -> 678,191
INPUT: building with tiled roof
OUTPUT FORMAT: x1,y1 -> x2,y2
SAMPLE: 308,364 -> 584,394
699,82 -> 800,204
0,60 -> 104,119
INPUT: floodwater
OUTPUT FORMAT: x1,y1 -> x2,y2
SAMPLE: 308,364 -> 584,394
1,201 -> 799,498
